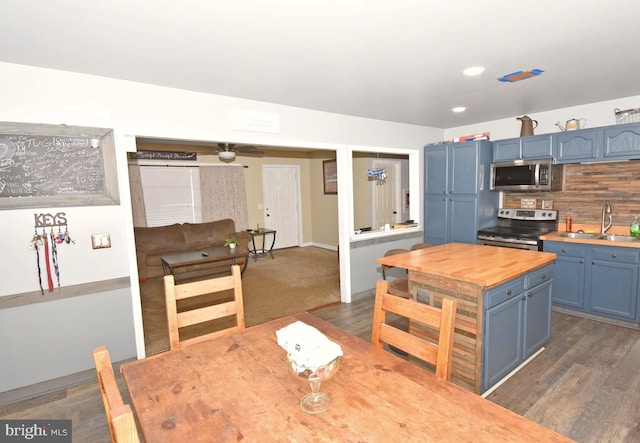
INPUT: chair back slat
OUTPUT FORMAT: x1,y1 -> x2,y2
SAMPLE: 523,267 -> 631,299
372,279 -> 457,380
92,346 -> 141,443
165,264 -> 245,350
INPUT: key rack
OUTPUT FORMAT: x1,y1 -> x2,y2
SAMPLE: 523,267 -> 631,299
34,212 -> 68,229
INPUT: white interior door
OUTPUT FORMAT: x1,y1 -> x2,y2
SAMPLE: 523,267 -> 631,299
262,165 -> 301,249
372,160 -> 401,228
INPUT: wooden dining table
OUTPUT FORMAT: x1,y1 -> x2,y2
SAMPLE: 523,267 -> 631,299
121,312 -> 574,442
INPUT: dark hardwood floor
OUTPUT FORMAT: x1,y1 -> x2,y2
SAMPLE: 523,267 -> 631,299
2,293 -> 639,442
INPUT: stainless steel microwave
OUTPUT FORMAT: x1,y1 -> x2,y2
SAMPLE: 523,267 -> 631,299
490,159 -> 564,192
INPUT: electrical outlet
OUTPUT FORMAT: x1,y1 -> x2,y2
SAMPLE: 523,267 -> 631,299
91,233 -> 111,249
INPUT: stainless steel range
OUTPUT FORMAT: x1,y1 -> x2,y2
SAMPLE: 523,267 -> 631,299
477,208 -> 558,251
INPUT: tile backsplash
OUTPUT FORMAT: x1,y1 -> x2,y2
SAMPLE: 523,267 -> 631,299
503,161 -> 640,228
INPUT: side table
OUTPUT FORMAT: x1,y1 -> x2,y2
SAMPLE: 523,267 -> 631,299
248,229 -> 277,261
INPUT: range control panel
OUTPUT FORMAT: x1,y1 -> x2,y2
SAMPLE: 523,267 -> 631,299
497,208 -> 558,221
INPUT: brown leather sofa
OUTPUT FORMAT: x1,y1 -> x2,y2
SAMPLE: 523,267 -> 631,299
134,218 -> 250,281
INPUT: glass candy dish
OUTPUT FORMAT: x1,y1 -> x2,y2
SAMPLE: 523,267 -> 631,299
287,354 -> 342,414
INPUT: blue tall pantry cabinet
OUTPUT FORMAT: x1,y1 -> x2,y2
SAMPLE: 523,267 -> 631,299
424,141 -> 499,245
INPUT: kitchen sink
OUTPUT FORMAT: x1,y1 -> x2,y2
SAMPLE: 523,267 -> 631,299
554,232 -> 603,239
601,234 -> 640,243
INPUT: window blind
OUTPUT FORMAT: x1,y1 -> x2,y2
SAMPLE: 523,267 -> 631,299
139,166 -> 202,227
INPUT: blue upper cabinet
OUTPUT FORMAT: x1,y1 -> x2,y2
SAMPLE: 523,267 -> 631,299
554,128 -> 601,163
603,124 -> 640,159
554,122 -> 640,164
493,135 -> 553,162
425,145 -> 448,195
492,138 -> 520,162
450,141 -> 480,194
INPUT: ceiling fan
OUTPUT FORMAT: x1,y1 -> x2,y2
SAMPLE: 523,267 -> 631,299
216,143 -> 264,162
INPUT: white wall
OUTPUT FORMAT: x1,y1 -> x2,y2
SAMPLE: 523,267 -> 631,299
444,96 -> 640,141
0,62 -> 438,379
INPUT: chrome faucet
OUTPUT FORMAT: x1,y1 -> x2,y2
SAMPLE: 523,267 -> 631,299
601,202 -> 613,234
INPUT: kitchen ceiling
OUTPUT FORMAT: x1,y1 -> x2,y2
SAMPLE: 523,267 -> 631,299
2,1 -> 640,129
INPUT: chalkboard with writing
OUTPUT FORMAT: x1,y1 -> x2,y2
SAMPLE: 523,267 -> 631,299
0,122 -> 119,209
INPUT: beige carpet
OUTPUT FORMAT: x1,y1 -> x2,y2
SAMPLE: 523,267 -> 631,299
140,246 -> 341,355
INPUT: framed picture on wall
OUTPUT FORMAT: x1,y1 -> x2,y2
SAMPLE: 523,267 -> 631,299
323,159 -> 337,195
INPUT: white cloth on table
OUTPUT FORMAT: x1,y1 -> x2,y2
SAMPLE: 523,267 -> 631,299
276,321 -> 343,370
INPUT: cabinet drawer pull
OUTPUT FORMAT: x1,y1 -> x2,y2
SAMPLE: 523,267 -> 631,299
521,295 -> 527,301
506,289 -> 512,295
580,259 -> 584,264
541,274 -> 546,279
561,248 -> 567,252
611,253 -> 617,258
527,292 -> 533,298
592,260 -> 596,265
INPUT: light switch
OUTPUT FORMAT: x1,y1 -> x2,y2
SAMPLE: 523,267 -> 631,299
91,233 -> 111,249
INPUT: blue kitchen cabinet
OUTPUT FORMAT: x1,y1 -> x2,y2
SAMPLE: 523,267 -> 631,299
524,278 -> 553,357
589,246 -> 639,321
424,194 -> 447,245
554,122 -> 640,163
483,264 -> 553,391
492,138 -> 520,162
448,196 -> 479,244
603,123 -> 640,160
483,278 -> 524,390
424,144 -> 448,195
542,241 -> 587,309
493,134 -> 553,162
543,241 -> 640,322
554,128 -> 601,164
424,194 -> 478,245
424,141 -> 498,245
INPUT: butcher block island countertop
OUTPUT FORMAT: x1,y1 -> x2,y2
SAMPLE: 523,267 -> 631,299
377,243 -> 557,394
377,242 -> 556,289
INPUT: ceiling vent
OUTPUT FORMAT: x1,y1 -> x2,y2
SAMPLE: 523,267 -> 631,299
498,69 -> 544,83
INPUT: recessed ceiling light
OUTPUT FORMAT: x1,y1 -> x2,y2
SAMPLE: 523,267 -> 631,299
452,106 -> 466,113
463,66 -> 485,77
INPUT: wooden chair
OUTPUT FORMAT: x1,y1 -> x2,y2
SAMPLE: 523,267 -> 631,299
382,244 -> 433,299
165,264 -> 245,350
381,248 -> 410,299
92,346 -> 141,443
410,242 -> 433,251
371,279 -> 457,380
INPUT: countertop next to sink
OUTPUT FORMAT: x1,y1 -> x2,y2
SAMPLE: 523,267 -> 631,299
541,227 -> 640,249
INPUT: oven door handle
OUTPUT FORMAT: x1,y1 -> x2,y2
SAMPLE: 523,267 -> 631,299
534,163 -> 541,186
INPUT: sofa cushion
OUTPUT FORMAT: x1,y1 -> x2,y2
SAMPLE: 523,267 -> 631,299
134,223 -> 186,253
182,219 -> 235,249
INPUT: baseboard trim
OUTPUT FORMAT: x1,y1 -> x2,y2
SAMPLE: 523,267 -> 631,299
308,242 -> 338,251
351,289 -> 375,301
481,347 -> 545,398
552,306 -> 640,330
0,358 -> 135,408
